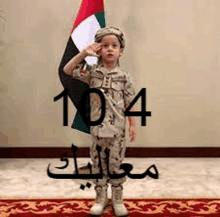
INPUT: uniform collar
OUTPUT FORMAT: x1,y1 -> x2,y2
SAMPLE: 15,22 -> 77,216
96,64 -> 122,75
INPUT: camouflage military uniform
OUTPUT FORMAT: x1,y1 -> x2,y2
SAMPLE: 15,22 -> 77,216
72,63 -> 135,186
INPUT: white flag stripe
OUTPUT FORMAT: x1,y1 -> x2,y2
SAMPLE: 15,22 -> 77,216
84,54 -> 98,65
71,15 -> 100,65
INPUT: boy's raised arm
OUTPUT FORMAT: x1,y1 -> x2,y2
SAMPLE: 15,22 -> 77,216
63,43 -> 101,76
63,50 -> 87,76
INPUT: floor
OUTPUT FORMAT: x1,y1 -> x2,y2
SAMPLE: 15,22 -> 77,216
0,158 -> 220,199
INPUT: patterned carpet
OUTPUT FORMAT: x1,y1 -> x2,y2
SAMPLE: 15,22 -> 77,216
1,198 -> 220,217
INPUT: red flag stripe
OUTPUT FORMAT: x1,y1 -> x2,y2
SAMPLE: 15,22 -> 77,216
71,0 -> 104,32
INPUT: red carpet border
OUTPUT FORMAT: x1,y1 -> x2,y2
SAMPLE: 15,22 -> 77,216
1,198 -> 220,216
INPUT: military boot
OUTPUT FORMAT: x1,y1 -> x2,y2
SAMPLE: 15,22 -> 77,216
111,184 -> 128,217
89,185 -> 108,216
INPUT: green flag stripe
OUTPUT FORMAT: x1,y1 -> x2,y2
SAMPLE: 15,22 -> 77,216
95,10 -> 106,28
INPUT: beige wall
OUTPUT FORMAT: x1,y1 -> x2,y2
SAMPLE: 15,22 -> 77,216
0,0 -> 219,147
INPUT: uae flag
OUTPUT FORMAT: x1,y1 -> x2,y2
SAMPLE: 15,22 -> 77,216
58,0 -> 105,134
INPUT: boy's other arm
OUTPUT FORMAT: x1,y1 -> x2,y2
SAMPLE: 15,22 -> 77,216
127,107 -> 136,142
127,107 -> 136,127
124,71 -> 136,142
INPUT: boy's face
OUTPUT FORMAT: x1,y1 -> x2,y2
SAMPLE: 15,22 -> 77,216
98,34 -> 123,65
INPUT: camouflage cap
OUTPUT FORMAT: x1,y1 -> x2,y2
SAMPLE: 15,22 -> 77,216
94,27 -> 125,49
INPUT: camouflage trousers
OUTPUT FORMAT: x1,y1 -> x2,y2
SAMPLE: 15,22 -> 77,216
90,134 -> 127,187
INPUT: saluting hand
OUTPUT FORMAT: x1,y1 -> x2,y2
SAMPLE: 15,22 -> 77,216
82,42 -> 102,57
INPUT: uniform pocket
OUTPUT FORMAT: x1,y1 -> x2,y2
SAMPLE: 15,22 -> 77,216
111,80 -> 124,91
90,73 -> 103,88
111,80 -> 124,102
111,76 -> 126,90
90,77 -> 103,88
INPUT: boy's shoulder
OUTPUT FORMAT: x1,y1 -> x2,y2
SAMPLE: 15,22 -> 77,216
113,66 -> 131,81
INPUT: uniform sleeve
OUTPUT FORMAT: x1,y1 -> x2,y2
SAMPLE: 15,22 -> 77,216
71,63 -> 93,85
124,72 -> 136,108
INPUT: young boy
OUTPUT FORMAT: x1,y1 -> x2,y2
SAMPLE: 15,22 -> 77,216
63,27 -> 136,217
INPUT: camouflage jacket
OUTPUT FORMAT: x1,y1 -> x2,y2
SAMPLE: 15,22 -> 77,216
72,64 -> 135,138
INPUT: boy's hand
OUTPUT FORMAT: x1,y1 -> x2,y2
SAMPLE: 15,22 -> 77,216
82,42 -> 102,57
129,125 -> 136,142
